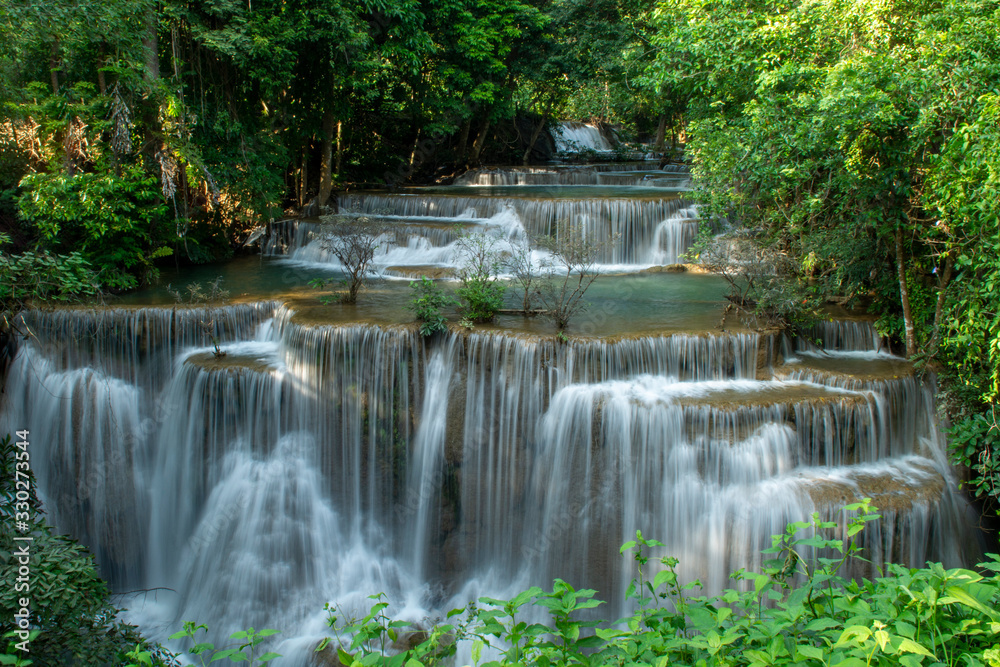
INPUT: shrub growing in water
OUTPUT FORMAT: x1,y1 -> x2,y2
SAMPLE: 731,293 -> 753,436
456,231 -> 507,323
409,276 -> 454,336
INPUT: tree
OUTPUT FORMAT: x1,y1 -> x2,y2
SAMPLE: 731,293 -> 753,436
315,213 -> 391,304
18,165 -> 171,289
639,0 -> 1000,509
537,221 -> 610,330
697,231 -> 815,330
455,231 -> 507,323
505,235 -> 538,315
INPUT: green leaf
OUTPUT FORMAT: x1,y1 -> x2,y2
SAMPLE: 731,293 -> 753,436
834,626 -> 872,647
831,659 -> 867,667
797,644 -> 826,660
896,639 -> 934,657
944,586 -> 1000,620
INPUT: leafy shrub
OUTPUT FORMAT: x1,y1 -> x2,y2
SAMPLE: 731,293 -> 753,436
456,232 -> 507,323
321,501 -> 1000,667
409,277 -> 453,336
697,230 -> 819,331
0,232 -> 99,330
145,622 -> 279,667
949,411 -> 1000,512
456,277 -> 506,323
17,165 -> 171,290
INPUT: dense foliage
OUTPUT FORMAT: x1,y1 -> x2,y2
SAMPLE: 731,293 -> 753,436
0,0 -> 659,297
312,503 -> 1000,667
633,0 -> 1000,511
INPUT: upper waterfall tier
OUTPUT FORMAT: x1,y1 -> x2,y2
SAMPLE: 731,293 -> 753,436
552,122 -> 616,153
327,190 -> 696,266
455,163 -> 690,186
795,319 -> 885,353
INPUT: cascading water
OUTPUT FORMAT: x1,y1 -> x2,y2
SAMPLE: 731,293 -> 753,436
552,122 -> 616,153
648,205 -> 700,265
269,163 -> 701,272
0,168 -> 980,665
454,163 -> 684,186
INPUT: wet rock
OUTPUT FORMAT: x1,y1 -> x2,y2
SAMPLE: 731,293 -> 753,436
391,623 -> 430,652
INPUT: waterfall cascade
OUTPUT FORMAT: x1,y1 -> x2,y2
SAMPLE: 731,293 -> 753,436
267,163 -> 699,271
0,162 -> 979,665
552,122 -> 616,153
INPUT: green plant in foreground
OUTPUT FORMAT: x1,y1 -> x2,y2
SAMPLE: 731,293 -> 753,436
409,276 -> 454,336
319,595 -> 458,667
162,622 -> 280,666
321,500 -> 1000,667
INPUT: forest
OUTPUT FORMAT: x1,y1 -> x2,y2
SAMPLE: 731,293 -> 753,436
3,0 -> 1000,664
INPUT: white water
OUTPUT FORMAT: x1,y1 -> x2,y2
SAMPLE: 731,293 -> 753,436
553,122 -> 616,153
455,163 -> 675,186
0,308 -> 979,665
269,201 -> 699,271
267,163 -> 703,272
0,184 -> 980,666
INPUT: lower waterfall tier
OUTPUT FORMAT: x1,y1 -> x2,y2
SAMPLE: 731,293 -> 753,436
0,304 -> 979,665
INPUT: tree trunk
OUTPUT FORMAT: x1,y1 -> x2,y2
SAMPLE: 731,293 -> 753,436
927,251 -> 955,357
49,39 -> 60,94
178,153 -> 190,221
335,121 -> 343,177
409,127 -> 421,168
298,148 -> 307,208
469,118 -> 491,165
317,109 -> 336,208
522,98 -> 554,166
142,9 -> 159,81
895,224 -> 917,357
97,44 -> 107,94
456,119 -> 471,162
141,10 -> 160,159
653,114 -> 667,152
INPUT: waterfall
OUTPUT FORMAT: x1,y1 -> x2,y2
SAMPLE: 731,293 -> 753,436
553,122 -> 616,153
2,347 -> 147,586
647,205 -> 700,265
332,193 -> 692,265
0,306 -> 978,663
796,319 -> 885,353
455,163 -> 684,186
0,158 -> 979,665
407,338 -> 459,579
